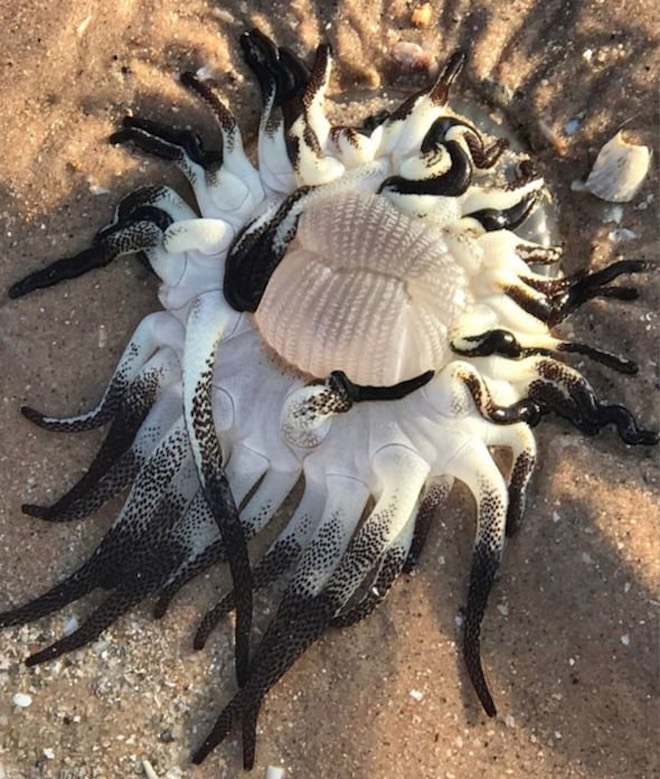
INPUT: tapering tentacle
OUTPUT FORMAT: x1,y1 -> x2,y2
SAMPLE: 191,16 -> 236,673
192,474 -> 370,767
193,475 -> 325,649
153,450 -> 299,621
182,292 -> 252,685
451,327 -> 639,376
0,420 -> 195,631
194,446 -> 429,767
8,186 -> 193,297
23,357 -> 182,522
482,422 -> 537,537
448,438 -> 509,717
403,476 -> 454,573
22,313 -> 183,432
504,259 -> 649,327
153,492 -> 222,619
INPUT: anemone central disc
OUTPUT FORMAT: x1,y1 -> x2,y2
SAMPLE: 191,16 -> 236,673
254,190 -> 471,385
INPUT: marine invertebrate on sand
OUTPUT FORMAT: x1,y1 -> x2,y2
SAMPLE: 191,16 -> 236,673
2,29 -> 657,771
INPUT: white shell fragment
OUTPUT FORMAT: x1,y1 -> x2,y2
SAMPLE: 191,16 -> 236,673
12,692 -> 33,708
584,131 -> 651,202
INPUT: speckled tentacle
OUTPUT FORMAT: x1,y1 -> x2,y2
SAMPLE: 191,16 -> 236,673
529,358 -> 658,445
182,292 -> 252,685
196,449 -> 430,767
284,43 -> 346,185
323,446 -> 429,609
152,449 -> 298,621
505,259 -> 648,327
193,476 -> 325,649
460,163 -> 545,229
448,438 -> 509,717
483,422 -> 537,537
0,419 -> 194,635
152,492 -> 222,619
492,355 -> 659,445
24,458 -> 200,667
193,593 -> 336,770
23,358 -> 182,522
8,186 -> 193,297
379,50 -> 466,156
193,473 -> 370,768
110,115 -> 223,172
179,72 -> 260,188
240,28 -> 306,193
21,312 -> 183,433
403,476 -> 454,573
326,447 -> 432,626
281,370 -> 434,449
452,327 -> 638,376
153,462 -> 299,623
113,80 -> 263,224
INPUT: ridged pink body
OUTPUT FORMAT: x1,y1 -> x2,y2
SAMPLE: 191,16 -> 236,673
254,191 -> 470,385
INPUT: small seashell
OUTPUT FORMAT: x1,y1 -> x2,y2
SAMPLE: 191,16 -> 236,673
584,131 -> 651,203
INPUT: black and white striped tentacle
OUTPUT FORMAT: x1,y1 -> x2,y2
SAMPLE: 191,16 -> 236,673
192,473 -> 371,768
22,312 -> 184,433
0,419 -> 196,649
448,437 -> 509,717
22,366 -> 183,522
193,446 -> 430,769
193,474 -> 327,649
182,292 -> 253,686
8,186 -> 193,298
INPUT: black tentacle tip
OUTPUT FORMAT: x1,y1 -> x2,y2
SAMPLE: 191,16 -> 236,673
8,275 -> 36,299
25,644 -> 61,668
463,643 -> 497,717
21,503 -> 52,519
20,405 -> 46,425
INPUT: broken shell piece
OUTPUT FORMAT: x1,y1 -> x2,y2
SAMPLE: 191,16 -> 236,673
584,131 -> 651,202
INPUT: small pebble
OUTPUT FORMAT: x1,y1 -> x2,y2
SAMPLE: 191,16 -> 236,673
563,118 -> 582,136
12,692 -> 33,708
142,760 -> 159,779
607,228 -> 637,242
265,767 -> 286,779
43,748 -> 55,760
620,634 -> 630,646
410,689 -> 424,701
411,2 -> 433,28
601,204 -> 623,224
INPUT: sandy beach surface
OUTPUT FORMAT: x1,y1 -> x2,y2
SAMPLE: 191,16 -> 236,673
0,1 -> 658,778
